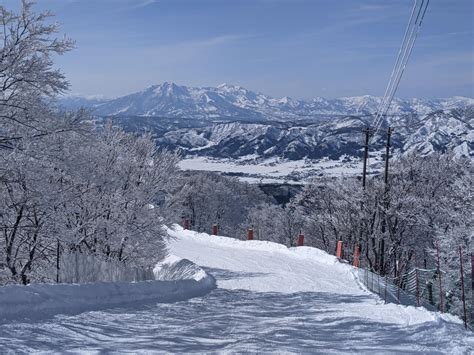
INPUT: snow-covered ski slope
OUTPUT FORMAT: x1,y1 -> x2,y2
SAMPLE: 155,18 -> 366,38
0,253 -> 215,323
0,226 -> 472,353
167,228 -> 473,352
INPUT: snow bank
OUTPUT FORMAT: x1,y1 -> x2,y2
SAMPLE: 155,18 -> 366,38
167,225 -> 358,294
153,254 -> 208,281
0,255 -> 215,323
168,225 -> 342,265
168,226 -> 469,329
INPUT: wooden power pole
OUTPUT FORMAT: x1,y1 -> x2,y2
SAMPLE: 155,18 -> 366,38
360,128 -> 371,268
362,128 -> 370,189
379,126 -> 393,275
383,127 -> 393,186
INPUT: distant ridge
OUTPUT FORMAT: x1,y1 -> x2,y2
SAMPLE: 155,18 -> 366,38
59,82 -> 474,121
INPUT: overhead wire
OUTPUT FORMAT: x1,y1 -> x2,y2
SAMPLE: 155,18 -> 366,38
371,0 -> 430,142
383,0 -> 429,116
372,0 -> 419,133
373,1 -> 423,135
373,0 -> 430,138
372,0 -> 423,134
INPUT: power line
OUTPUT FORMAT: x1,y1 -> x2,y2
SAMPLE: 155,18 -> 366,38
373,0 -> 419,133
373,0 -> 424,133
371,0 -> 430,142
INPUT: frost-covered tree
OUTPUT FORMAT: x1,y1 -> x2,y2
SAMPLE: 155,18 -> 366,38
0,109 -> 89,284
0,0 -> 77,284
167,171 -> 271,238
0,1 -> 177,284
54,124 -> 179,268
0,0 -> 74,147
294,153 -> 472,319
244,203 -> 304,247
295,176 -> 367,259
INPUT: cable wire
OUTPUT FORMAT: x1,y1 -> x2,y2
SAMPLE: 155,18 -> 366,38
370,0 -> 430,141
372,0 -> 419,132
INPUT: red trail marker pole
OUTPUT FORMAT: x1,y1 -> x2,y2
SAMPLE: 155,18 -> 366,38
247,228 -> 254,241
182,218 -> 190,230
459,247 -> 467,329
336,241 -> 343,259
297,234 -> 304,247
353,245 -> 360,268
212,224 -> 218,236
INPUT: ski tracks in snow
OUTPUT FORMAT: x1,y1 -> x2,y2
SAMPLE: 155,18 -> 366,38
0,227 -> 472,353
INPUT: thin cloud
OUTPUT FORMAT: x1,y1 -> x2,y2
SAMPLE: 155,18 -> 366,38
154,34 -> 255,51
420,31 -> 472,40
196,34 -> 256,47
139,34 -> 256,65
359,4 -> 391,11
127,0 -> 159,10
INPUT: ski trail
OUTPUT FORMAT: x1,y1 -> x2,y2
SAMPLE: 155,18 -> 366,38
0,227 -> 471,353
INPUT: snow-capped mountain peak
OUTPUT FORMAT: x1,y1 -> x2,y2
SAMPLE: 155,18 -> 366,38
59,83 -> 473,124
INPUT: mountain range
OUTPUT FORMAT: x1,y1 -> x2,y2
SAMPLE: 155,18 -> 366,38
59,83 -> 474,161
60,82 -> 473,121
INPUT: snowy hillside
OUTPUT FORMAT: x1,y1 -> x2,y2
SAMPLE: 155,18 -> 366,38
59,82 -> 474,121
131,105 -> 472,162
60,83 -> 473,163
2,226 -> 470,352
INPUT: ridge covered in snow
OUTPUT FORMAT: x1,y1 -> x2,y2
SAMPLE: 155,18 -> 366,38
59,82 -> 474,121
59,83 -> 473,167
122,105 -> 473,162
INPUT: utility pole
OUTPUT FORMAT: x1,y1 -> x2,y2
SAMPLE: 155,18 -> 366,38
361,128 -> 370,189
383,127 -> 393,185
379,126 -> 393,275
360,128 -> 371,268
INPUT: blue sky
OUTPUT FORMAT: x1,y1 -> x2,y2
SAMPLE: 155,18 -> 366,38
4,0 -> 473,99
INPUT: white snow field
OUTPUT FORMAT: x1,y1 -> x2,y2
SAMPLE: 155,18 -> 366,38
0,254 -> 215,323
0,226 -> 472,353
178,156 -> 371,184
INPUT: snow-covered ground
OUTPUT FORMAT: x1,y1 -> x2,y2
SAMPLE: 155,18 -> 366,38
0,254 -> 215,323
179,155 -> 383,184
0,227 -> 472,353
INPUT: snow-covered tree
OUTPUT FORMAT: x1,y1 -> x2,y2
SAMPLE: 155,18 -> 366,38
167,171 -> 271,238
54,124 -> 178,268
0,0 -> 74,147
294,153 -> 472,319
0,1 -> 177,284
244,203 -> 304,246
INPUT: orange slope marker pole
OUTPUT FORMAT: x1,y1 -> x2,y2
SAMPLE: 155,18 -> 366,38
247,228 -> 254,240
353,245 -> 360,268
297,234 -> 304,247
336,241 -> 343,259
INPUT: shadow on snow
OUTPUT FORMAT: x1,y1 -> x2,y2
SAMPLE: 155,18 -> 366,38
0,268 -> 467,353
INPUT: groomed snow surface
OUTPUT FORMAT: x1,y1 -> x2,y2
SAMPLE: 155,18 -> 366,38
0,226 -> 472,353
0,253 -> 215,323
